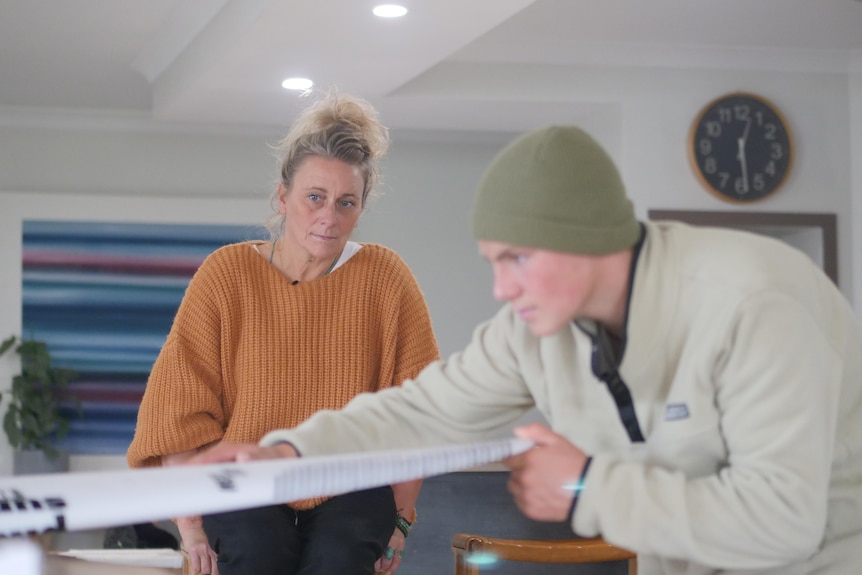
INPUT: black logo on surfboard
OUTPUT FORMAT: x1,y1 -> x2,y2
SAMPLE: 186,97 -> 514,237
0,489 -> 67,537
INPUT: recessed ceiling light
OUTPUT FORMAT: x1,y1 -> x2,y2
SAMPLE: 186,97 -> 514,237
373,4 -> 407,18
282,77 -> 313,91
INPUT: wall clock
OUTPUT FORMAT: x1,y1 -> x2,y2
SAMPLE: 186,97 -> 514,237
688,92 -> 793,203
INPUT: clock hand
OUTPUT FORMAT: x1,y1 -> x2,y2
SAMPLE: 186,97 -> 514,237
737,138 -> 749,194
741,116 -> 751,143
737,118 -> 751,194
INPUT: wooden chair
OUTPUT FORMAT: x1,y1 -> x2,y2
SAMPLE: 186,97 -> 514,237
452,534 -> 637,575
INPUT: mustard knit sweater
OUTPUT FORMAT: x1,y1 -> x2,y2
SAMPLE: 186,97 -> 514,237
127,242 -> 439,507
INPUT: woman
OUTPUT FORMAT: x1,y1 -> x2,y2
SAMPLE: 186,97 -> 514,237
127,92 -> 440,575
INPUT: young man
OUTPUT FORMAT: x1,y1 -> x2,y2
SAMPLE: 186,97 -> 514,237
197,126 -> 862,575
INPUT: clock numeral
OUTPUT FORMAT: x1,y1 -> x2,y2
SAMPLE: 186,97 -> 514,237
764,161 -> 776,176
734,177 -> 749,195
703,157 -> 717,174
699,138 -> 712,155
718,107 -> 733,123
770,143 -> 783,160
705,121 -> 721,137
752,173 -> 765,192
764,123 -> 777,140
734,105 -> 751,122
755,111 -> 765,126
718,172 -> 730,188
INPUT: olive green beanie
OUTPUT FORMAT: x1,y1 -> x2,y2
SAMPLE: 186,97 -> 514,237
470,125 -> 640,255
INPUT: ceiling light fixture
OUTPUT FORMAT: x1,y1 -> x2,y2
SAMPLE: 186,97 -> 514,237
282,77 -> 313,91
373,4 -> 407,18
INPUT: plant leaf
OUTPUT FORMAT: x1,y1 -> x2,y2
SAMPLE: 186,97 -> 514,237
1,335 -> 79,455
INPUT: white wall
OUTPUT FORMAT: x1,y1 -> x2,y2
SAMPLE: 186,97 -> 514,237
0,122 -> 279,198
0,63 -> 859,476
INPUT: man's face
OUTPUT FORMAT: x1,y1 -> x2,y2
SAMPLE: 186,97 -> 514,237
479,240 -> 602,337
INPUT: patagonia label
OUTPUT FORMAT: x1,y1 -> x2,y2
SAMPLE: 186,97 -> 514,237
664,403 -> 690,421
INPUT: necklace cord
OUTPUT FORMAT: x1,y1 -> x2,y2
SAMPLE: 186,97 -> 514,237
269,239 -> 340,284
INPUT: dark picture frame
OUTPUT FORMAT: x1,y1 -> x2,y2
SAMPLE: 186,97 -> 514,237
647,210 -> 837,285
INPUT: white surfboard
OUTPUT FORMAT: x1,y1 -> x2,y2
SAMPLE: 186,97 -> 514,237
0,438 -> 531,538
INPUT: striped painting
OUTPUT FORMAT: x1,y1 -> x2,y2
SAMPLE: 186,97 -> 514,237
22,220 -> 267,454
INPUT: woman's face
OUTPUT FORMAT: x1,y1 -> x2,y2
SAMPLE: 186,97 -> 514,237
278,155 -> 365,262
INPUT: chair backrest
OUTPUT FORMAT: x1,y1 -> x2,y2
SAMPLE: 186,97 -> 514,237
452,534 -> 637,575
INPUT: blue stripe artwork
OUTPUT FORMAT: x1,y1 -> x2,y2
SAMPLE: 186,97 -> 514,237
21,220 -> 268,455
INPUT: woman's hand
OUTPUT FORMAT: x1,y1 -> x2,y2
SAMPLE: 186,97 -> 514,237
374,529 -> 406,574
189,441 -> 299,464
176,516 -> 219,575
168,441 -> 298,573
164,449 -> 219,574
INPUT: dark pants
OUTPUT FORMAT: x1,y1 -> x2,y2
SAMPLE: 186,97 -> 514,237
202,486 -> 396,575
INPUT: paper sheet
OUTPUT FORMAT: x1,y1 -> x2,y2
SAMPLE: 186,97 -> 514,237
54,549 -> 183,568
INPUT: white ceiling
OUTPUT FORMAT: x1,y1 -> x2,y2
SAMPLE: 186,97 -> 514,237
2,0 -> 861,134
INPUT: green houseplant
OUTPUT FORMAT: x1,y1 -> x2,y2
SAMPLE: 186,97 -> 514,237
0,334 -> 79,461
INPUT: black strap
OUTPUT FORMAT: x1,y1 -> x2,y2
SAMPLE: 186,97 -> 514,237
576,224 -> 647,443
589,327 -> 645,443
567,456 -> 593,525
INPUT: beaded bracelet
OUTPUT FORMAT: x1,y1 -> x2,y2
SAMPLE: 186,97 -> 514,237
395,511 -> 414,538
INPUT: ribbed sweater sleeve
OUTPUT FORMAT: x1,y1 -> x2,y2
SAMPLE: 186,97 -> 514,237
126,248 -> 227,468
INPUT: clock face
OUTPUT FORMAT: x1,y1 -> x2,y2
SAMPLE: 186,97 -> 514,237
689,93 -> 793,203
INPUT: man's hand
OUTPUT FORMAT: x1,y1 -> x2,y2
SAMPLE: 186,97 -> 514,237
503,423 -> 588,521
189,441 -> 299,465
